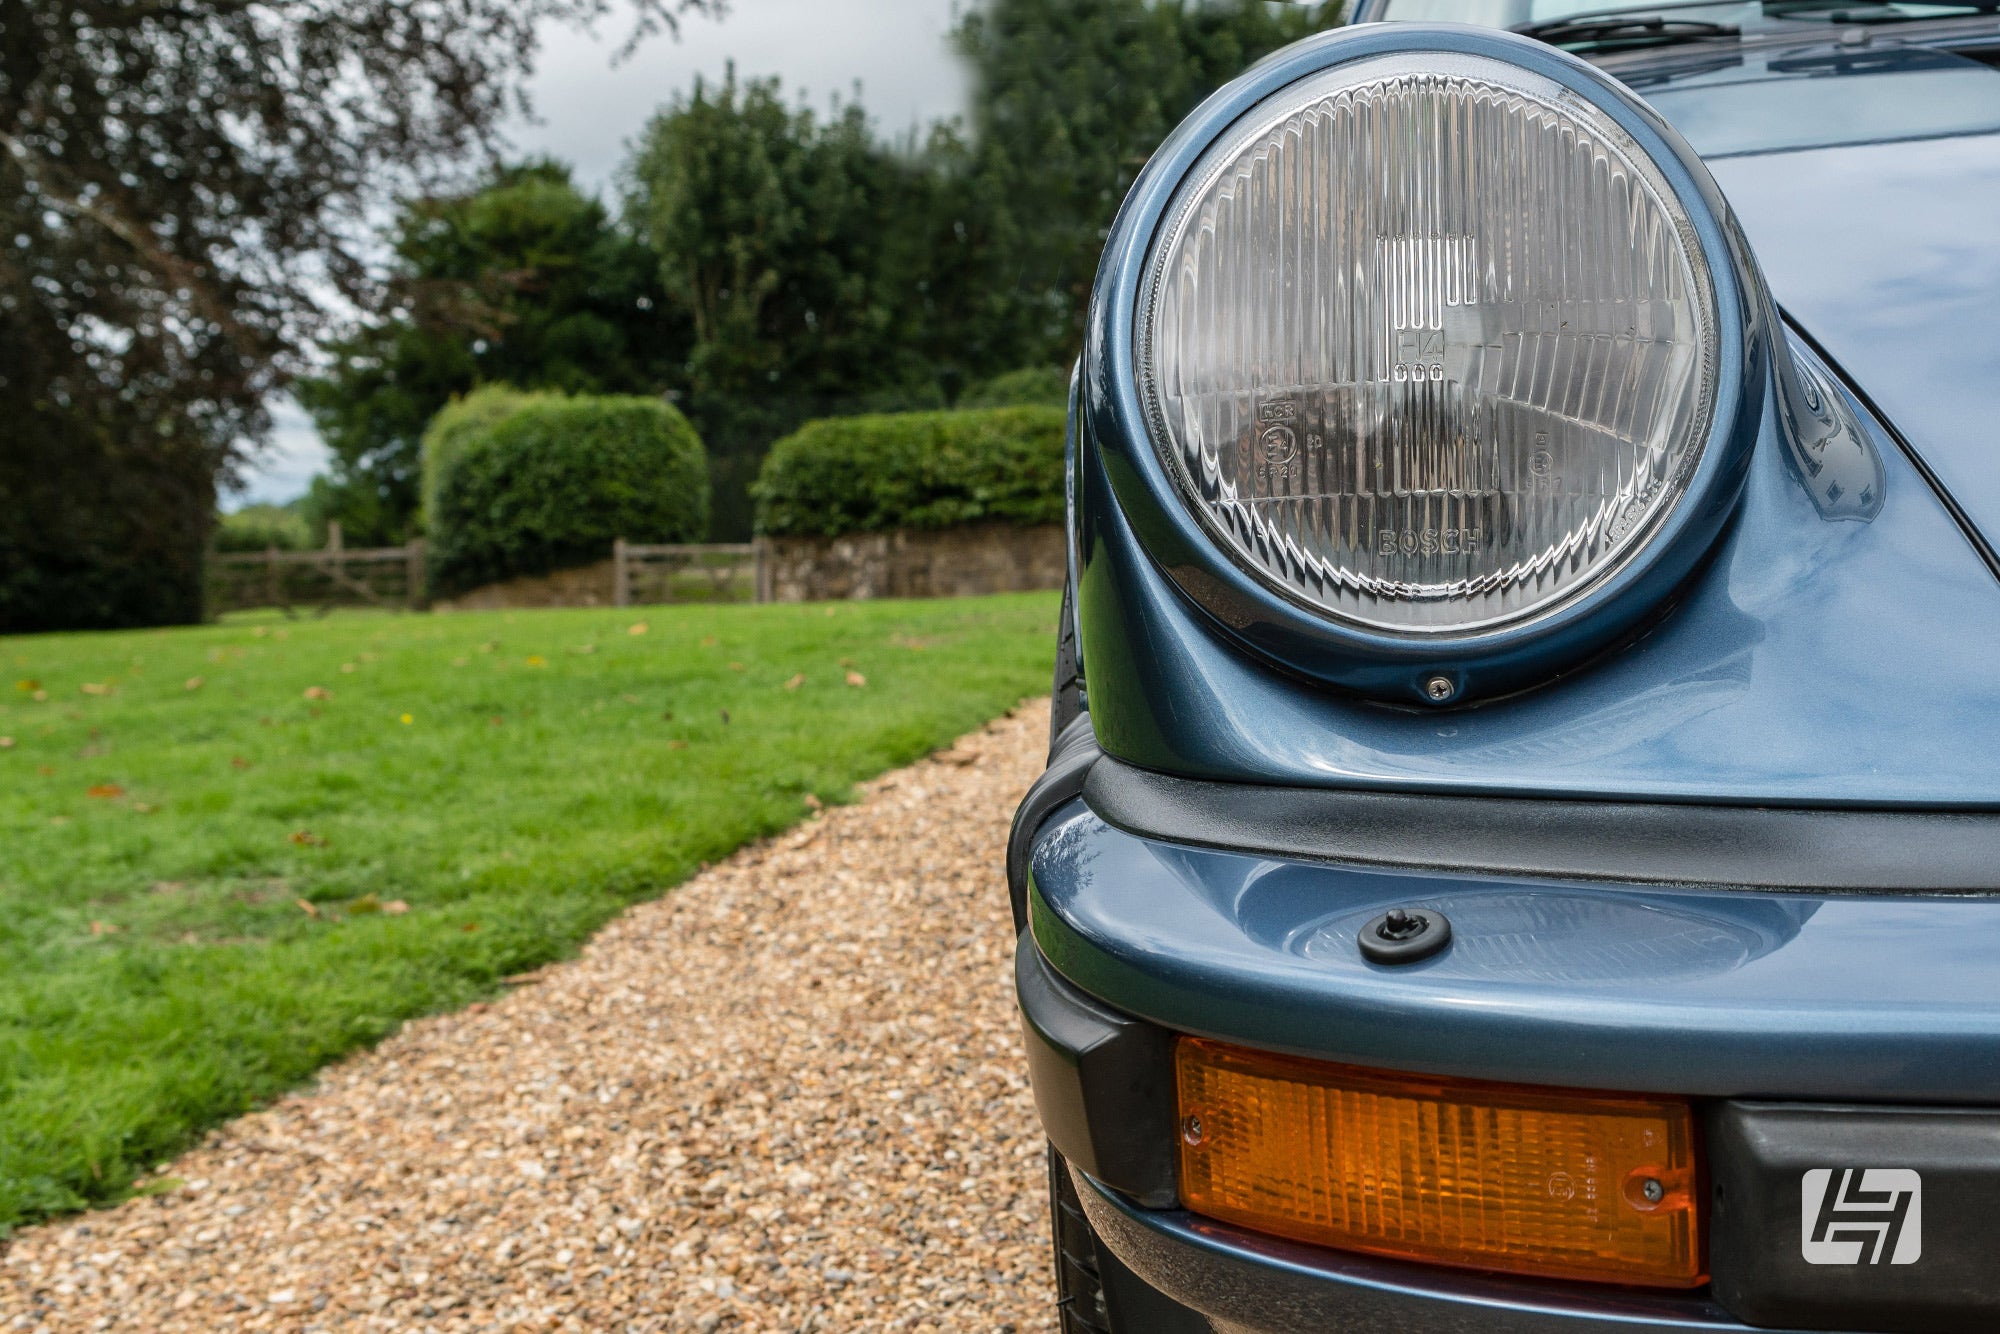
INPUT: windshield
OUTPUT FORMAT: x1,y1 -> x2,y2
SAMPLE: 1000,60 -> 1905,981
1375,0 -> 1994,33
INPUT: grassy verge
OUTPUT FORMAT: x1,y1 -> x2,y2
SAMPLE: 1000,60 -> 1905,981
0,593 -> 1055,1231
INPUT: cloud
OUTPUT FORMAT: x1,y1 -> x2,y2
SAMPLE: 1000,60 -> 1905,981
507,0 -> 971,192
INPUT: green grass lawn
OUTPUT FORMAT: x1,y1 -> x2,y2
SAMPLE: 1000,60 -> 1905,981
0,593 -> 1056,1232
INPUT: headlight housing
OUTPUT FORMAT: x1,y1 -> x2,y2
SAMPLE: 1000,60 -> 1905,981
1093,25 -> 1762,701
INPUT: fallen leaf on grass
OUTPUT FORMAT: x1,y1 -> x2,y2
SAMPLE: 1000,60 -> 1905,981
729,661 -> 745,672
700,636 -> 718,648
628,622 -> 649,636
86,783 -> 124,798
803,793 -> 823,810
31,689 -> 48,701
231,756 -> 253,769
80,683 -> 115,697
340,662 -> 357,674
133,802 -> 156,814
89,920 -> 121,936
14,679 -> 37,692
0,736 -> 13,749
303,686 -> 332,701
784,674 -> 806,691
462,922 -> 479,933
294,898 -> 320,918
381,899 -> 409,915
289,830 -> 325,847
183,676 -> 204,692
846,670 -> 868,688
348,894 -> 383,914
668,739 -> 689,750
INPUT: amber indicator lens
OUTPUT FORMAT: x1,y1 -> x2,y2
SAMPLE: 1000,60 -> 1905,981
1175,1038 -> 1702,1287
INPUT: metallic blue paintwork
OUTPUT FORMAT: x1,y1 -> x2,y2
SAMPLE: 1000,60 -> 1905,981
1707,135 -> 2000,558
1631,42 -> 2000,160
1080,330 -> 2000,805
1029,801 -> 2000,1103
1080,22 -> 1766,706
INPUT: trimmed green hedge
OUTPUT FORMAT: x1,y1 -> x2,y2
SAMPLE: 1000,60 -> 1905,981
752,406 -> 1065,539
419,385 -> 548,529
430,395 -> 709,597
959,366 -> 1071,409
214,504 -> 311,553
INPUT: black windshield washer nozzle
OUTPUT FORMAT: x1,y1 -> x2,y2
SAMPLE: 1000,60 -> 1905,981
1359,907 -> 1452,965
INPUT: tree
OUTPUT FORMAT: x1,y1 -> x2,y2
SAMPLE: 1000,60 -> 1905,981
0,0 -> 718,630
297,161 -> 687,544
953,0 -> 1338,365
626,69 -> 952,537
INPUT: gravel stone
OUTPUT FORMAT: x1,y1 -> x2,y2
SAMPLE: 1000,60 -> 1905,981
0,702 -> 1058,1332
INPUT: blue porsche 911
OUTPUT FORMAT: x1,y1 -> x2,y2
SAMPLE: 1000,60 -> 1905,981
1008,2 -> 2000,1330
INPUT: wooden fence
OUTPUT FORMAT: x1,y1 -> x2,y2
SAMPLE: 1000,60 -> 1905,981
207,538 -> 428,616
613,539 -> 765,607
210,535 -> 768,615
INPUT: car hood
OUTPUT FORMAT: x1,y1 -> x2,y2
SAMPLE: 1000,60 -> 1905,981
1607,33 -> 2000,555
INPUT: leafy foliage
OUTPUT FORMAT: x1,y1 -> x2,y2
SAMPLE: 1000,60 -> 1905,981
419,386 -> 552,530
754,407 -> 1066,539
430,396 -> 709,597
954,0 -> 1338,359
298,163 -> 689,545
961,367 -> 1073,409
214,506 -> 313,555
2,1 -> 719,628
625,71 -> 984,538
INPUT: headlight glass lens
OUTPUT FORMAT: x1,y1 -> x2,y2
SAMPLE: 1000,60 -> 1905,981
1138,52 -> 1719,634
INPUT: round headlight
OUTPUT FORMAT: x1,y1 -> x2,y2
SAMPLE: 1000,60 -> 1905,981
1137,50 -> 1720,635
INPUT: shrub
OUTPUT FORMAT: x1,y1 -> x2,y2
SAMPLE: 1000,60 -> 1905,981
753,406 -> 1065,539
429,395 -> 709,597
959,366 -> 1071,410
0,433 -> 210,633
213,504 -> 311,553
419,385 -> 547,529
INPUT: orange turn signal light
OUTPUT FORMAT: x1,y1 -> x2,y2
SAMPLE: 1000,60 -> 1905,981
1175,1037 -> 1703,1287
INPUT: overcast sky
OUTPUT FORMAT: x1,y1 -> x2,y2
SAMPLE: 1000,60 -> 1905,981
233,0 -> 972,509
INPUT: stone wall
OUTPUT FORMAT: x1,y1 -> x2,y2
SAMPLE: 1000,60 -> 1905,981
433,558 -> 616,613
761,523 -> 1065,602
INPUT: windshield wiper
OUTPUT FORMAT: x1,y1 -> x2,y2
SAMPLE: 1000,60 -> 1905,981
1512,13 -> 1743,49
1763,0 -> 2000,18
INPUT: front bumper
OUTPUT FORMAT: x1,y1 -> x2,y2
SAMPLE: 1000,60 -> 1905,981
1014,752 -> 2000,1332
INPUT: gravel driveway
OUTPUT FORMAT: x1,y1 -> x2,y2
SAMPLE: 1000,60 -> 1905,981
1,702 -> 1055,1333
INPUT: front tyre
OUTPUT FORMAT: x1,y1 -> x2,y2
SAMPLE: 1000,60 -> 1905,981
1049,1145 -> 1115,1333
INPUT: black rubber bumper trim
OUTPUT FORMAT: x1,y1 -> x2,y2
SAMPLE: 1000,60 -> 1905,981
1007,714 -> 1101,933
1069,1167 -> 1751,1334
1016,933 -> 1178,1209
1709,1101 -> 2000,1333
1085,757 -> 2000,893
